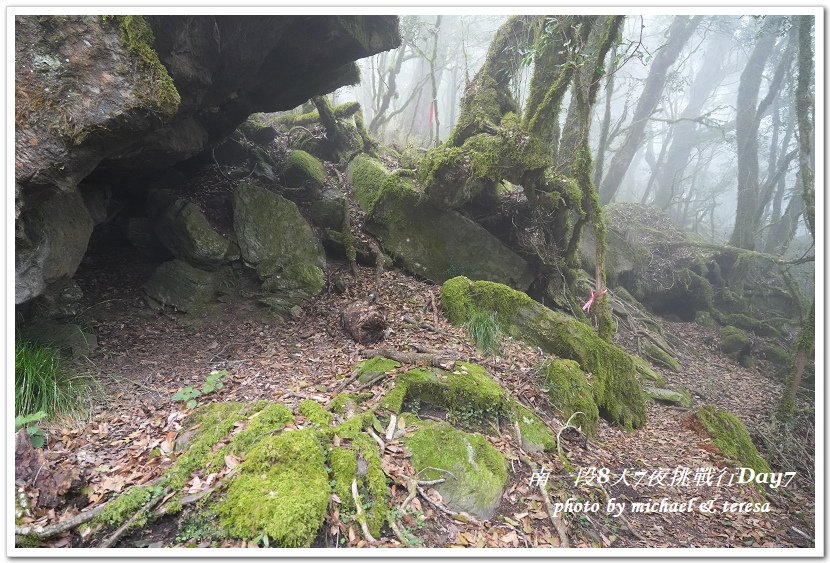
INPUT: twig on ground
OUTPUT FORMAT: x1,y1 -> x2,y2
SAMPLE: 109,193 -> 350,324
99,494 -> 164,548
351,479 -> 376,543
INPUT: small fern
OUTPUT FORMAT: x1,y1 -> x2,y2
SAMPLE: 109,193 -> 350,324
465,308 -> 502,356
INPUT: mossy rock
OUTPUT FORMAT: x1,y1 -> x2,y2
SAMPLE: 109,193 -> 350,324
695,406 -> 770,474
441,277 -> 647,429
216,429 -> 329,547
404,419 -> 508,519
760,344 -> 792,368
631,355 -> 667,387
356,356 -> 401,384
280,150 -> 326,190
308,189 -> 347,231
722,313 -> 781,338
347,154 -> 389,212
378,362 -> 508,427
644,386 -> 691,407
144,259 -> 227,313
366,176 -> 534,289
19,320 -> 97,358
328,393 -> 371,416
232,183 -> 325,268
538,359 -> 600,436
719,325 -> 751,360
512,402 -> 556,452
153,198 -> 233,270
641,341 -> 680,372
695,310 -> 717,328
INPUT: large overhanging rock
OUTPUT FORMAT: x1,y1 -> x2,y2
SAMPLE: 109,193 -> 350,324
15,15 -> 401,304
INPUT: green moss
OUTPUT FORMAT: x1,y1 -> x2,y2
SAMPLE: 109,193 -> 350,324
378,363 -> 507,427
404,419 -> 507,518
328,393 -> 370,416
299,400 -> 333,427
333,411 -> 373,440
222,403 -> 294,457
92,485 -> 153,528
356,356 -> 401,383
512,402 -> 556,452
329,446 -> 358,512
539,359 -> 600,436
108,15 -> 180,117
347,154 -> 390,212
723,313 -> 781,337
281,150 -> 325,188
216,429 -> 329,547
163,402 -> 251,489
641,341 -> 680,371
761,344 -> 792,367
720,326 -> 751,357
630,355 -> 667,386
695,406 -> 770,474
442,277 -> 647,429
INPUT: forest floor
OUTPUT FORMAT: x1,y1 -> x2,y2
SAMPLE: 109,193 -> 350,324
18,244 -> 816,550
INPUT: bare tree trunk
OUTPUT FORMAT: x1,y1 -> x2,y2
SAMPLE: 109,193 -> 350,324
795,14 -> 816,238
593,43 -> 618,188
651,27 -> 732,210
729,16 -> 791,249
599,16 -> 703,204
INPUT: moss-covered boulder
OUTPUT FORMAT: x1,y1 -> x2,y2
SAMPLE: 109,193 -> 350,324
404,419 -> 508,519
308,188 -> 347,231
641,341 -> 680,371
695,406 -> 770,474
513,402 -> 556,453
328,436 -> 388,538
144,259 -> 228,312
216,429 -> 329,547
366,175 -> 534,289
378,362 -> 508,425
347,154 -> 389,212
280,150 -> 326,190
644,386 -> 691,407
153,198 -> 235,270
232,183 -> 325,307
441,276 -> 647,429
721,313 -> 781,338
538,359 -> 600,436
720,325 -> 751,358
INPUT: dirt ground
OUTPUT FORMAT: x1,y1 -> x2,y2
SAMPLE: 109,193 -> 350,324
17,241 -> 816,550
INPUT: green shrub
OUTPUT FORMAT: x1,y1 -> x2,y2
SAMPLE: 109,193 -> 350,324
464,308 -> 502,356
15,340 -> 93,417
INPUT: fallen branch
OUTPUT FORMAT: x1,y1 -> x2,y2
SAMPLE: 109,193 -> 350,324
518,453 -> 569,548
15,504 -> 108,540
415,484 -> 482,526
99,494 -> 164,548
333,367 -> 363,394
351,479 -> 376,543
360,347 -> 451,369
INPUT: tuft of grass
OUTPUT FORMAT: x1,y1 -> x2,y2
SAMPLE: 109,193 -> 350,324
15,340 -> 94,417
464,308 -> 502,356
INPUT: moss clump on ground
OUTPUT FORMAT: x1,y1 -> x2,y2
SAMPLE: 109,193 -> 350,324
720,326 -> 751,357
328,393 -> 371,416
347,154 -> 389,212
695,406 -> 770,474
216,429 -> 329,547
760,345 -> 792,368
92,485 -> 154,528
356,356 -> 401,384
404,419 -> 507,519
163,402 -> 252,489
539,359 -> 600,436
220,402 -> 294,458
378,363 -> 507,427
299,399 -> 334,427
641,341 -> 681,372
107,15 -> 181,117
281,150 -> 326,189
512,401 -> 556,452
441,276 -> 647,429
